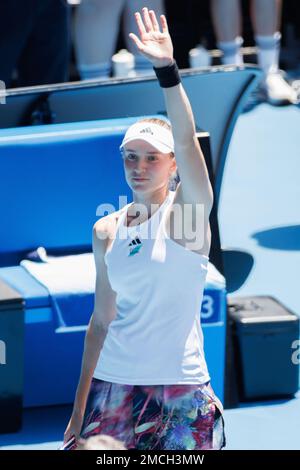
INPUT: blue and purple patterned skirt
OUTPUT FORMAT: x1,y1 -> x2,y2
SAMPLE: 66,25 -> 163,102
76,378 -> 226,450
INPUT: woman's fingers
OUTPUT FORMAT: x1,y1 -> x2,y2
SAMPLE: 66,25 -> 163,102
149,9 -> 160,32
128,33 -> 145,52
160,14 -> 169,34
142,7 -> 153,33
135,12 -> 147,37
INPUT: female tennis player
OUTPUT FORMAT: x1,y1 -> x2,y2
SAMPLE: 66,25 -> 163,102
63,7 -> 225,450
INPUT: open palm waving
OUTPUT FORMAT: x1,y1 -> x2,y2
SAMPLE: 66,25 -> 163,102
129,7 -> 174,69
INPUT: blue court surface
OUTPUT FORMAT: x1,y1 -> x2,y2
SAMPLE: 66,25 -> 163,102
220,103 -> 300,316
1,101 -> 300,451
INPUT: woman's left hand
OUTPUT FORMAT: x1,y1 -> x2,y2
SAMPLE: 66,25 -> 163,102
129,7 -> 174,69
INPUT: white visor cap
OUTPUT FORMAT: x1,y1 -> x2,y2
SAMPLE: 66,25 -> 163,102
119,122 -> 174,154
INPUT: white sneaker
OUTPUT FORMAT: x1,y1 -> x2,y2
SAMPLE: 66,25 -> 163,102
262,71 -> 298,105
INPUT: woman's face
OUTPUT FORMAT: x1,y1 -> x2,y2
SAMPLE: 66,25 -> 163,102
122,139 -> 176,193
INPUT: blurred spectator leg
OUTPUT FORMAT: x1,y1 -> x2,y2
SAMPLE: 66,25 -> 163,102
74,0 -> 125,80
251,0 -> 282,73
0,0 -> 34,88
123,0 -> 166,75
210,0 -> 244,65
251,0 -> 297,104
17,0 -> 70,87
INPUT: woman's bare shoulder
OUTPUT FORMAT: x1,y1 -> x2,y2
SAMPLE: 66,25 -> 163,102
93,207 -> 125,242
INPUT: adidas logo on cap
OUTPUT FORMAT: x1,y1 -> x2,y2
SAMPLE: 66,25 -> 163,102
140,127 -> 154,135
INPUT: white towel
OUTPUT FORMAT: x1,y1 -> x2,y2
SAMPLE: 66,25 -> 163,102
21,252 -> 96,295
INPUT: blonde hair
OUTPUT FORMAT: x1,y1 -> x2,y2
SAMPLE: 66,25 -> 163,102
134,117 -> 180,191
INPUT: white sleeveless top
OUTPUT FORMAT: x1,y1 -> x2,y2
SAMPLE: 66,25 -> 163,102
93,190 -> 211,385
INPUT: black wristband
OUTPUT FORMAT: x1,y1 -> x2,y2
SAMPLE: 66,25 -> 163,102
153,60 -> 181,88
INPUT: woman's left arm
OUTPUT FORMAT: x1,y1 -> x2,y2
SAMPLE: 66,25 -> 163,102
129,7 -> 213,209
162,82 -> 214,208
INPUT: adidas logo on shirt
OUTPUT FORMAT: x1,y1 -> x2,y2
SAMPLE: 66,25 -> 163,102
128,236 -> 142,247
128,236 -> 142,256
